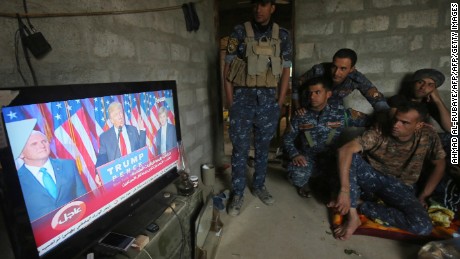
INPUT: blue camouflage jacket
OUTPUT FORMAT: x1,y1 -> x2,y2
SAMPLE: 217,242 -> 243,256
283,104 -> 369,159
293,63 -> 389,111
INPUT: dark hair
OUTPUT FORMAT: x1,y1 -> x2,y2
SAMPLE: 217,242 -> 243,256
387,95 -> 408,108
305,76 -> 333,91
395,101 -> 429,122
333,48 -> 358,67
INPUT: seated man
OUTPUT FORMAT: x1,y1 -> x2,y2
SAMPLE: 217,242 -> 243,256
329,102 -> 446,240
388,69 -> 457,211
283,77 -> 369,198
292,48 -> 389,112
390,68 -> 451,134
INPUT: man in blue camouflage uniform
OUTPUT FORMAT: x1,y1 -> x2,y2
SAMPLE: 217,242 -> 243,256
223,0 -> 292,216
283,77 -> 369,198
329,102 -> 446,240
292,48 -> 389,112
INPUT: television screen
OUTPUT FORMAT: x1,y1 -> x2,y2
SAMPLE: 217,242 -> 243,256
0,81 -> 182,258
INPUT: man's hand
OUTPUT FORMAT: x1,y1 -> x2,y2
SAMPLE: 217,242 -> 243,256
292,154 -> 307,167
328,191 -> 351,215
295,107 -> 307,116
426,88 -> 442,103
418,194 -> 428,209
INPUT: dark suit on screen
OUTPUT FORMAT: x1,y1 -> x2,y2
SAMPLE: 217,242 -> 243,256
96,125 -> 146,166
155,123 -> 177,155
18,158 -> 87,221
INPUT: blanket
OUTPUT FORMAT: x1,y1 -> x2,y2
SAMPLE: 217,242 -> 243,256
332,210 -> 460,243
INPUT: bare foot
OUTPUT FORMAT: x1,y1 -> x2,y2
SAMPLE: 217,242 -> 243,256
333,209 -> 361,240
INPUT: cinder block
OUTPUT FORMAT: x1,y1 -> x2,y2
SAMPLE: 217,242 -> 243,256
185,109 -> 202,126
297,21 -> 334,36
355,58 -> 385,74
325,0 -> 364,13
171,44 -> 190,61
372,0 -> 412,8
359,36 -> 405,53
93,31 -> 135,58
296,43 -> 315,59
196,87 -> 207,103
372,78 -> 401,94
350,16 -> 390,33
390,58 -> 432,73
144,42 -> 170,61
409,35 -> 424,51
397,9 -> 438,28
430,31 -> 450,49
438,56 -> 450,68
179,89 -> 195,106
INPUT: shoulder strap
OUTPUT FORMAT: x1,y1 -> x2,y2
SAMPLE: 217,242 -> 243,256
244,21 -> 254,38
271,22 -> 279,39
325,129 -> 337,146
344,109 -> 349,127
304,131 -> 315,147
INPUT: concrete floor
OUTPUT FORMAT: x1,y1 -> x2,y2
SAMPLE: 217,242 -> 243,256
210,157 -> 423,259
213,121 -> 424,259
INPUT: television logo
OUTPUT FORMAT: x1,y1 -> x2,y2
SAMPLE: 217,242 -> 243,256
51,201 -> 86,230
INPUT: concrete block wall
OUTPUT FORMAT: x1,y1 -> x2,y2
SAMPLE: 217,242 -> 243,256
294,0 -> 451,113
0,0 -> 220,175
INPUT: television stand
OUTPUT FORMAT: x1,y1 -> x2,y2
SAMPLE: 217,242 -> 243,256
90,185 -> 204,259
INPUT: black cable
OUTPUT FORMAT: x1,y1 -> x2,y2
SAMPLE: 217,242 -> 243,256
22,0 -> 35,32
14,29 -> 29,85
169,203 -> 185,259
16,13 -> 38,86
161,201 -> 185,259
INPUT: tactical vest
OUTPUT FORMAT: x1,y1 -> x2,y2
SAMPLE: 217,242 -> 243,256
227,21 -> 282,87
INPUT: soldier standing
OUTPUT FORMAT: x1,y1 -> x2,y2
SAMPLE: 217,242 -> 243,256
223,0 -> 292,216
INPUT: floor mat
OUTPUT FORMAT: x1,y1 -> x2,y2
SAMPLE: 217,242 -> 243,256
332,213 -> 460,243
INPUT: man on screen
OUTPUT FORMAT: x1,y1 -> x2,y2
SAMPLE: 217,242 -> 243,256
155,106 -> 177,155
18,130 -> 87,221
96,102 -> 147,166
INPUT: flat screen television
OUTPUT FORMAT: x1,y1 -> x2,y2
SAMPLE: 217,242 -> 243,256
0,81 -> 182,259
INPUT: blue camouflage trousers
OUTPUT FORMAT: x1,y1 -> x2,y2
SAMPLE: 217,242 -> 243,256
288,153 -> 316,188
349,154 -> 432,235
229,88 -> 280,196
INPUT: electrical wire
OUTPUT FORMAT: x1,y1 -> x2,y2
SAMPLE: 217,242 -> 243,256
0,0 -> 204,19
141,249 -> 153,259
167,203 -> 185,259
16,14 -> 38,86
14,29 -> 29,86
22,0 -> 35,31
157,198 -> 187,259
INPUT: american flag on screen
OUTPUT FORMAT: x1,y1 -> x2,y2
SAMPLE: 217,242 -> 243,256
2,90 -> 175,191
50,100 -> 98,191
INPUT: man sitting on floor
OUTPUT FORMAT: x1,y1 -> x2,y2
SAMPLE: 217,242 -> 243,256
329,102 -> 446,240
283,77 -> 369,198
388,69 -> 458,212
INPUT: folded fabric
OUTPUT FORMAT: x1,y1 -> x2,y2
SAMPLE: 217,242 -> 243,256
332,211 -> 460,242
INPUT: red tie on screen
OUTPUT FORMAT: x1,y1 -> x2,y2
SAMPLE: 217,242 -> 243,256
119,132 -> 127,156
